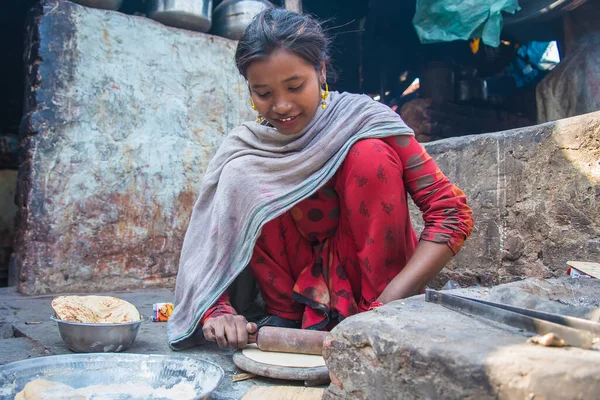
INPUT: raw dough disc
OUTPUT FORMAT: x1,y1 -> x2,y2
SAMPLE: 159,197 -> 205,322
241,344 -> 326,368
16,379 -> 85,400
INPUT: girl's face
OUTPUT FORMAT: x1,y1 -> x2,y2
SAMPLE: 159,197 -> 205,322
246,48 -> 326,135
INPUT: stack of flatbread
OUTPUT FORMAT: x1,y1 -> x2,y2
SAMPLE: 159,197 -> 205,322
51,296 -> 140,324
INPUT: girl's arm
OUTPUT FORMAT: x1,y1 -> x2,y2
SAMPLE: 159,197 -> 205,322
378,136 -> 474,303
377,240 -> 453,303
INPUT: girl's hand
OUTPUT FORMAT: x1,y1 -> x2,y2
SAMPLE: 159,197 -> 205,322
202,314 -> 258,349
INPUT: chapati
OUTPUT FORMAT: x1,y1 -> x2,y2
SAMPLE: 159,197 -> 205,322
51,296 -> 140,323
242,344 -> 326,368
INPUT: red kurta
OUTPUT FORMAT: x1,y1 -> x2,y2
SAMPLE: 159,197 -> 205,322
201,136 -> 474,329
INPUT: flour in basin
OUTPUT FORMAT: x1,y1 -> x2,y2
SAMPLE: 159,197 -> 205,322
15,379 -> 198,400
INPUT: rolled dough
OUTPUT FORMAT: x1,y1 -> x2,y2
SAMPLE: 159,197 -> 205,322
15,379 -> 85,400
241,344 -> 326,368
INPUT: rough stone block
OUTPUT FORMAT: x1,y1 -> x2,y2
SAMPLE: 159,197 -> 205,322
15,0 -> 253,294
323,278 -> 600,400
412,111 -> 600,288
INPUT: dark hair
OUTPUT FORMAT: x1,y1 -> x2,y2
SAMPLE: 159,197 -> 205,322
235,8 -> 331,79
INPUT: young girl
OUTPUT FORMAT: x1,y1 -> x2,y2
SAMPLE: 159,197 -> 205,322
168,8 -> 473,350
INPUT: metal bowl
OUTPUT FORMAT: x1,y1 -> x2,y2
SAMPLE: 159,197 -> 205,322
51,315 -> 147,353
211,0 -> 273,40
148,0 -> 213,33
0,353 -> 224,400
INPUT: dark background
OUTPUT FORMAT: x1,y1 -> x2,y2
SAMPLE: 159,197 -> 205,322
1,0 -> 566,146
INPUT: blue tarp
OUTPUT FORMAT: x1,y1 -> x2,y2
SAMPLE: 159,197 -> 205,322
509,41 -> 560,87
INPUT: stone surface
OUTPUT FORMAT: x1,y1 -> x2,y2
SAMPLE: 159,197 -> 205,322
14,0 -> 254,294
536,35 -> 600,124
323,277 -> 600,400
486,277 -> 600,319
411,111 -> 600,289
0,337 -> 51,365
536,2 -> 600,123
0,287 -> 307,399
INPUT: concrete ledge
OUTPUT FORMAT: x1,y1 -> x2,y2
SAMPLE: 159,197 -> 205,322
323,277 -> 600,399
412,111 -> 600,287
14,0 -> 253,294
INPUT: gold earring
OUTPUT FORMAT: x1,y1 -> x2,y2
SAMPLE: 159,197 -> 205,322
250,98 -> 263,123
321,83 -> 330,109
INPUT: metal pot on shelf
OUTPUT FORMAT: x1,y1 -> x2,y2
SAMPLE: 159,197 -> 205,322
211,0 -> 273,40
456,78 -> 488,103
148,0 -> 213,33
456,66 -> 488,103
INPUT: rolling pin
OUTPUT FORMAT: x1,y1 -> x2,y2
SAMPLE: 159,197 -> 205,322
248,326 -> 329,355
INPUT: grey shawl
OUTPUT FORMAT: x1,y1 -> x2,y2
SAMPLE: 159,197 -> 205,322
168,91 -> 413,349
